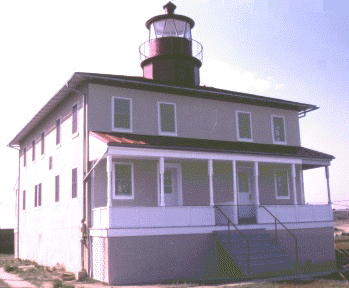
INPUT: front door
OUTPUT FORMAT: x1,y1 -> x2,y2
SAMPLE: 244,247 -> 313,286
164,164 -> 182,206
237,169 -> 256,223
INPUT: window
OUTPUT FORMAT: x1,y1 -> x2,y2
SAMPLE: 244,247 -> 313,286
23,190 -> 26,210
72,168 -> 77,198
38,183 -> 42,206
272,116 -> 286,143
49,156 -> 53,170
72,104 -> 78,134
34,184 -> 42,207
112,97 -> 132,132
274,170 -> 290,199
23,147 -> 26,167
55,175 -> 60,202
237,112 -> 252,141
113,163 -> 134,199
41,132 -> 45,155
158,102 -> 177,135
56,118 -> 61,145
32,139 -> 36,161
34,185 -> 37,207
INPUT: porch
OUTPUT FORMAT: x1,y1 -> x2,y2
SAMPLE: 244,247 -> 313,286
89,131 -> 334,230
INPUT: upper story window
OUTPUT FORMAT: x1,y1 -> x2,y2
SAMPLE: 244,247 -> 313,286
274,169 -> 290,199
55,175 -> 60,202
237,111 -> 252,141
72,104 -> 78,135
272,116 -> 286,144
34,183 -> 42,207
49,156 -> 53,170
72,168 -> 77,198
32,140 -> 36,162
158,102 -> 177,136
113,163 -> 134,199
23,190 -> 26,210
23,147 -> 27,167
112,97 -> 132,132
41,132 -> 45,155
56,118 -> 61,145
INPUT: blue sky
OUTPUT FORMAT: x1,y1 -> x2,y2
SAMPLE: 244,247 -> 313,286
1,0 -> 348,227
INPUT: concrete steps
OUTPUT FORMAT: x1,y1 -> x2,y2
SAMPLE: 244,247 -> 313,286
214,229 -> 296,276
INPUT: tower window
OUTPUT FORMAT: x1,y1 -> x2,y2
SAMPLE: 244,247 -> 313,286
41,132 -> 45,155
23,190 -> 26,210
72,104 -> 78,135
72,168 -> 77,198
23,147 -> 26,167
32,140 -> 36,162
55,175 -> 60,202
56,118 -> 61,145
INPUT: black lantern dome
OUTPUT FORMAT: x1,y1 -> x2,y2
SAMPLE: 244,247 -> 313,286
139,2 -> 203,86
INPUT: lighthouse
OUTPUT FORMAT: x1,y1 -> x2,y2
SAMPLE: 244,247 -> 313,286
139,2 -> 203,86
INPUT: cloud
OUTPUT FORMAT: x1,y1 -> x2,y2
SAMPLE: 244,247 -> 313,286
201,60 -> 284,95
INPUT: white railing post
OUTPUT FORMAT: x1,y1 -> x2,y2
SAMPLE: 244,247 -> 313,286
232,160 -> 238,225
106,155 -> 113,228
160,157 -> 165,207
325,166 -> 332,204
208,159 -> 214,206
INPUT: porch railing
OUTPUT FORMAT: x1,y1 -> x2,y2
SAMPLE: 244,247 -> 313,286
214,205 -> 251,275
259,205 -> 298,268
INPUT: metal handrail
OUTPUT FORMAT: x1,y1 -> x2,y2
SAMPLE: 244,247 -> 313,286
214,205 -> 251,275
259,205 -> 298,268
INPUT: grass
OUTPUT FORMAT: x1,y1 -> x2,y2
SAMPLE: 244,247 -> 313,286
237,279 -> 349,287
0,278 -> 10,288
0,254 -> 75,287
335,235 -> 349,250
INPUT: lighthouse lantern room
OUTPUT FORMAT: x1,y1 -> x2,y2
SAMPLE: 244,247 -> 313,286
139,2 -> 203,86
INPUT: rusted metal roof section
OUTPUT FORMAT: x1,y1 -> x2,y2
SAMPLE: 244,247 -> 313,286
91,131 -> 334,162
91,131 -> 147,145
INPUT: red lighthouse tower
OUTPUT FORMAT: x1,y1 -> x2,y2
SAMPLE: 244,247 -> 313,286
139,2 -> 203,86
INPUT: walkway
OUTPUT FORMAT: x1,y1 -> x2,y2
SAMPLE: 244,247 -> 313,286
0,268 -> 36,288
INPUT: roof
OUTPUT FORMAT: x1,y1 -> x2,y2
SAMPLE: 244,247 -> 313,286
91,131 -> 335,164
8,72 -> 318,147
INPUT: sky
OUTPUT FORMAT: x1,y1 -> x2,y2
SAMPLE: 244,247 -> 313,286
0,0 -> 348,228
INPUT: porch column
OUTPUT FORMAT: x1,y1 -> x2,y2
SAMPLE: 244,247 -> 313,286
254,162 -> 260,206
106,155 -> 113,208
325,166 -> 332,204
106,155 -> 113,229
159,157 -> 165,207
291,164 -> 297,205
232,160 -> 238,224
208,159 -> 214,206
299,169 -> 305,204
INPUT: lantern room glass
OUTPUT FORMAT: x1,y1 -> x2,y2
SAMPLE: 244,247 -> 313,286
149,19 -> 192,40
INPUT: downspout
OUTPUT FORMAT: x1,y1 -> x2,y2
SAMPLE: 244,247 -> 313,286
8,145 -> 20,259
65,84 -> 89,276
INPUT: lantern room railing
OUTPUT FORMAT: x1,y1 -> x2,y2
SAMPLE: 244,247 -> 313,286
139,37 -> 203,63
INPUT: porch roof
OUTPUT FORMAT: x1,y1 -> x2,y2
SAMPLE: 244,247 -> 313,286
91,131 -> 334,167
